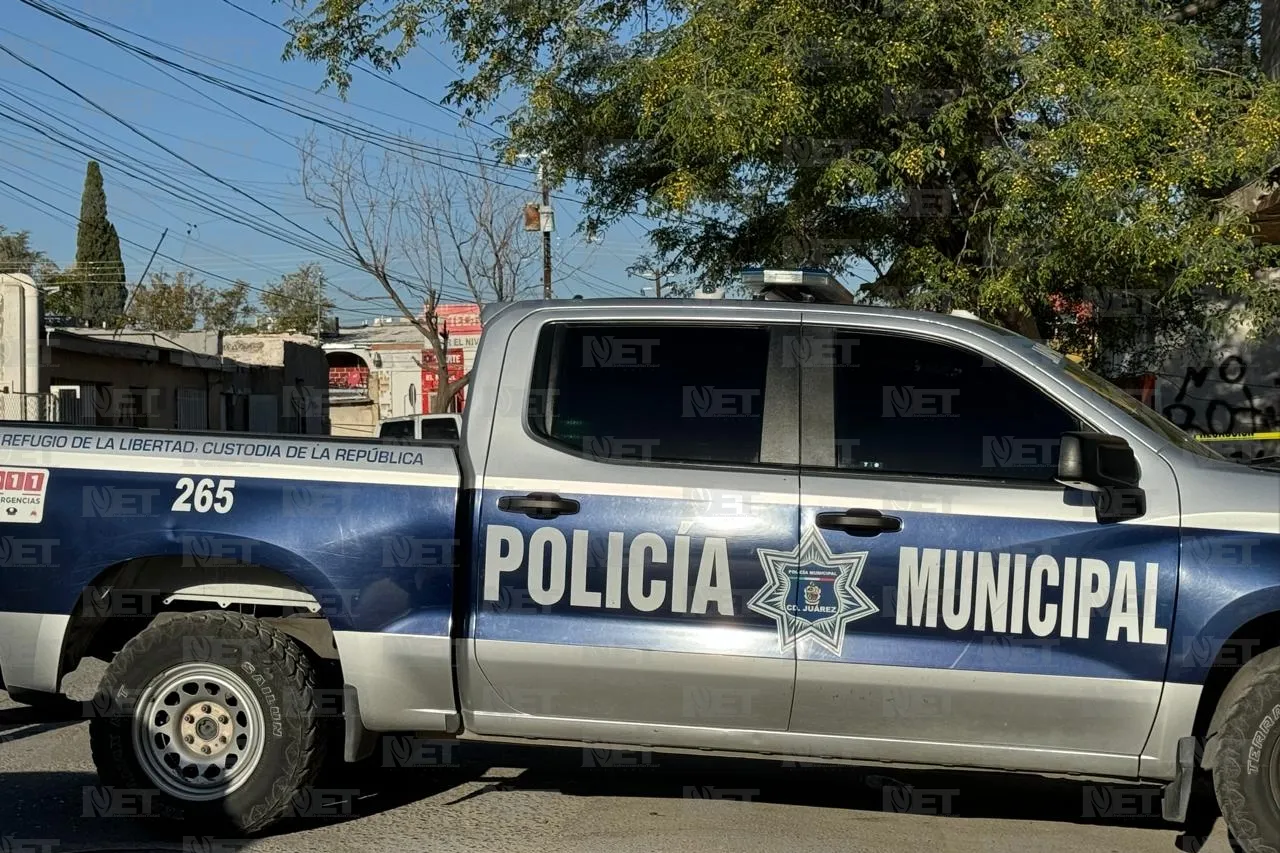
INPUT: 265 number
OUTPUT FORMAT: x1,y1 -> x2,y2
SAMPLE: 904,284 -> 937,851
172,477 -> 236,514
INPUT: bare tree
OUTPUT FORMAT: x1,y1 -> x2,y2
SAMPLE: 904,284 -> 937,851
301,133 -> 538,412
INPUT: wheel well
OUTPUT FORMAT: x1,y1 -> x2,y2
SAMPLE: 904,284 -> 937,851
1192,611 -> 1280,747
61,556 -> 342,689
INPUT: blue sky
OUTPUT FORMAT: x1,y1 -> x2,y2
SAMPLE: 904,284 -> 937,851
0,0 -> 654,324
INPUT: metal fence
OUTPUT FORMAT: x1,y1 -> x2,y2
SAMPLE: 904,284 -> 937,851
0,391 -> 58,422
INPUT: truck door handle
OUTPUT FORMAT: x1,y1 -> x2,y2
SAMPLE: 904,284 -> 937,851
497,492 -> 580,520
815,509 -> 902,536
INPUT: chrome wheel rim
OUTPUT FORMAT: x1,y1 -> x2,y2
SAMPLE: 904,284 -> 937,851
131,663 -> 266,801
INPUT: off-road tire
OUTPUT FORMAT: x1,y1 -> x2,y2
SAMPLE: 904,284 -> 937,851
88,611 -> 328,834
1213,647 -> 1280,853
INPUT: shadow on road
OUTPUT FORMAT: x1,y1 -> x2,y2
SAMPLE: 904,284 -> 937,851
0,702 -> 85,746
0,738 -> 1228,851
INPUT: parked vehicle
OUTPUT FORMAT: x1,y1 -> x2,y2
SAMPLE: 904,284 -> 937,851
376,413 -> 461,442
1,297 -> 1278,848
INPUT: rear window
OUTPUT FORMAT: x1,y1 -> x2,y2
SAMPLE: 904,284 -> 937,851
378,420 -> 416,439
419,419 -> 459,441
529,323 -> 770,465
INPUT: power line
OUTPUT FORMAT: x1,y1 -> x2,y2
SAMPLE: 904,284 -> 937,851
214,0 -> 503,139
17,0 -> 529,178
0,176 -> 413,320
15,0 -> 658,223
0,139 -> 363,292
3,3 -> 645,302
0,75 -> 478,302
0,39 -> 357,262
16,0 -> 704,257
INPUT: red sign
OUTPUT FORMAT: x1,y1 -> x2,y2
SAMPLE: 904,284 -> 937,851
428,303 -> 482,336
421,348 -> 467,413
0,470 -> 44,493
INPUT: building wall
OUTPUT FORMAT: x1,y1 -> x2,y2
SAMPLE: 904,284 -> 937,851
367,344 -> 425,421
225,334 -> 330,434
1151,335 -> 1280,461
73,329 -> 224,356
46,347 -> 230,430
329,400 -> 377,437
40,331 -> 330,435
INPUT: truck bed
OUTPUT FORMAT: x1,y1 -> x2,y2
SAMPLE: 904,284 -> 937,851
0,421 -> 461,635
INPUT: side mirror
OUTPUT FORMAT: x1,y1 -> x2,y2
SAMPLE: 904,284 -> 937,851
1057,431 -> 1145,522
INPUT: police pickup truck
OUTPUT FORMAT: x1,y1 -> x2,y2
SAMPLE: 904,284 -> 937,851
1,297 -> 1279,847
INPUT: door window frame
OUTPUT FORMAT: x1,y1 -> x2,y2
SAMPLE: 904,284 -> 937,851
799,322 -> 1105,489
522,319 -> 801,474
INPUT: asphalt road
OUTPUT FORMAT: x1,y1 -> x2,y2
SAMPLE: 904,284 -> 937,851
0,662 -> 1239,853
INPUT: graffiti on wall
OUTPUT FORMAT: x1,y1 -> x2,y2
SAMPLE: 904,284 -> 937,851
1160,354 -> 1279,460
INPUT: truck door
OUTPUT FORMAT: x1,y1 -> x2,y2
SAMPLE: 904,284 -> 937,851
466,310 -> 801,744
786,318 -> 1180,779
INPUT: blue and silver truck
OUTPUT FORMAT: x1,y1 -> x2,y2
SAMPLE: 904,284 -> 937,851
1,297 -> 1279,847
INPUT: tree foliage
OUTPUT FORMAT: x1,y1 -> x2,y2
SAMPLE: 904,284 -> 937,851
42,269 -> 87,321
126,271 -> 261,332
283,0 -> 1280,367
260,263 -> 334,334
74,161 -> 127,327
201,279 -> 258,332
0,228 -> 84,321
126,270 -> 205,331
0,227 -> 47,277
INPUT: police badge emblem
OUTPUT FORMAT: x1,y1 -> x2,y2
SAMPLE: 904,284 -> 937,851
748,527 -> 878,655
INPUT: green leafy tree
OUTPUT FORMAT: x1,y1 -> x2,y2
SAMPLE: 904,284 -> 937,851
126,270 -> 204,331
42,268 -> 87,322
260,263 -> 334,334
75,161 -> 127,327
283,0 -> 1280,368
200,279 -> 258,332
0,228 -> 79,321
0,226 -> 46,276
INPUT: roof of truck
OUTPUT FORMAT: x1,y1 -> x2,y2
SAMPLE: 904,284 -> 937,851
483,298 -> 1024,341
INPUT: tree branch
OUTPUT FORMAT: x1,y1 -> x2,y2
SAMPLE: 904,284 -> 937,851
1164,0 -> 1227,23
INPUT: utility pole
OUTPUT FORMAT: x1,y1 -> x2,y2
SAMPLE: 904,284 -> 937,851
540,160 -> 552,299
522,153 -> 555,299
628,258 -> 666,298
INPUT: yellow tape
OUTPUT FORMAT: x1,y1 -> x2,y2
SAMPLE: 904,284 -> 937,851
1194,431 -> 1280,442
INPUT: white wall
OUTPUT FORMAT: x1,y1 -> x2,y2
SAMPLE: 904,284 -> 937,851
0,273 -> 41,400
1151,327 -> 1280,461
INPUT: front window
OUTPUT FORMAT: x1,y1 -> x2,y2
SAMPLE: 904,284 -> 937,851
1055,357 -> 1226,461
818,329 -> 1083,482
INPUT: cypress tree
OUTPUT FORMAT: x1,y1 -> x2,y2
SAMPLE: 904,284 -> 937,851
75,161 -> 127,326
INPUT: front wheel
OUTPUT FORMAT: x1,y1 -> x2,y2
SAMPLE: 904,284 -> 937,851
1213,647 -> 1280,853
88,611 -> 329,834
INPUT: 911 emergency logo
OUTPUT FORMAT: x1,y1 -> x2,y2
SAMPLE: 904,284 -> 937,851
0,467 -> 48,524
748,527 -> 877,655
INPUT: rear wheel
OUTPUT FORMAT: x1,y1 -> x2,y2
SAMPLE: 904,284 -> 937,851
88,611 -> 328,834
1212,647 -> 1280,853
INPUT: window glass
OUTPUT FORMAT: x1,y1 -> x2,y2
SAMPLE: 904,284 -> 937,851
420,419 -> 459,441
826,330 -> 1081,481
379,419 -> 415,439
531,324 -> 771,465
